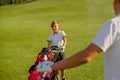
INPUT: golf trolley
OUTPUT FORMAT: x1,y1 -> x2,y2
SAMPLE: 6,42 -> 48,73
28,46 -> 62,80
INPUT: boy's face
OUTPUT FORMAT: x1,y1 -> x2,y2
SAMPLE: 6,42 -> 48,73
51,23 -> 59,33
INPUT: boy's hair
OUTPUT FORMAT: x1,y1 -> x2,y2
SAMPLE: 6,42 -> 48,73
51,20 -> 59,27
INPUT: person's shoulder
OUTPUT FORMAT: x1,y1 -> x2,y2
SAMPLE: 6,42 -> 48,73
103,15 -> 120,32
59,31 -> 65,33
58,31 -> 66,36
103,15 -> 120,29
110,15 -> 120,25
59,31 -> 66,35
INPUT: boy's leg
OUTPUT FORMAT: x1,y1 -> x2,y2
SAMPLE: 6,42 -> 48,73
60,52 -> 66,80
55,52 -> 66,80
56,73 -> 60,80
61,69 -> 66,80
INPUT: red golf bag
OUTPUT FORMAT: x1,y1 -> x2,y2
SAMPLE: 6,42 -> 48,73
28,46 -> 61,80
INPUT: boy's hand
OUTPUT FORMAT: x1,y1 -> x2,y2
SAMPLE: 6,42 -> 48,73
60,46 -> 65,52
36,61 -> 53,72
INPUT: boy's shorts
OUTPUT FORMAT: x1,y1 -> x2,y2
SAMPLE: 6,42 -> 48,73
55,52 -> 65,62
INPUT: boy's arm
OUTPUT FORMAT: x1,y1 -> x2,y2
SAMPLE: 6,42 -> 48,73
63,36 -> 67,47
48,41 -> 52,48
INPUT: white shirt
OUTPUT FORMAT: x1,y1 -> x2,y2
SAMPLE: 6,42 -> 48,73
92,14 -> 120,80
48,31 -> 66,47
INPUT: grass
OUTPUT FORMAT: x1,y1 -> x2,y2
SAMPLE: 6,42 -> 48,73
0,0 -> 114,80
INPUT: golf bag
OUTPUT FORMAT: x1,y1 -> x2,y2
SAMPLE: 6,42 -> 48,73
28,46 -> 62,80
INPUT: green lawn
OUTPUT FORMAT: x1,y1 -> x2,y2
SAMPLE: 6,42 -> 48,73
0,0 -> 114,80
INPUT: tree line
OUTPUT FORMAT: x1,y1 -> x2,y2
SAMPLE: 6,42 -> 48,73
0,0 -> 37,6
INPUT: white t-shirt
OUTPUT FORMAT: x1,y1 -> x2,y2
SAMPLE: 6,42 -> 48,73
92,14 -> 120,80
47,31 -> 66,47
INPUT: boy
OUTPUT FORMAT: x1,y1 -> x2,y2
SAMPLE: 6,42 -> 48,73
47,20 -> 67,80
